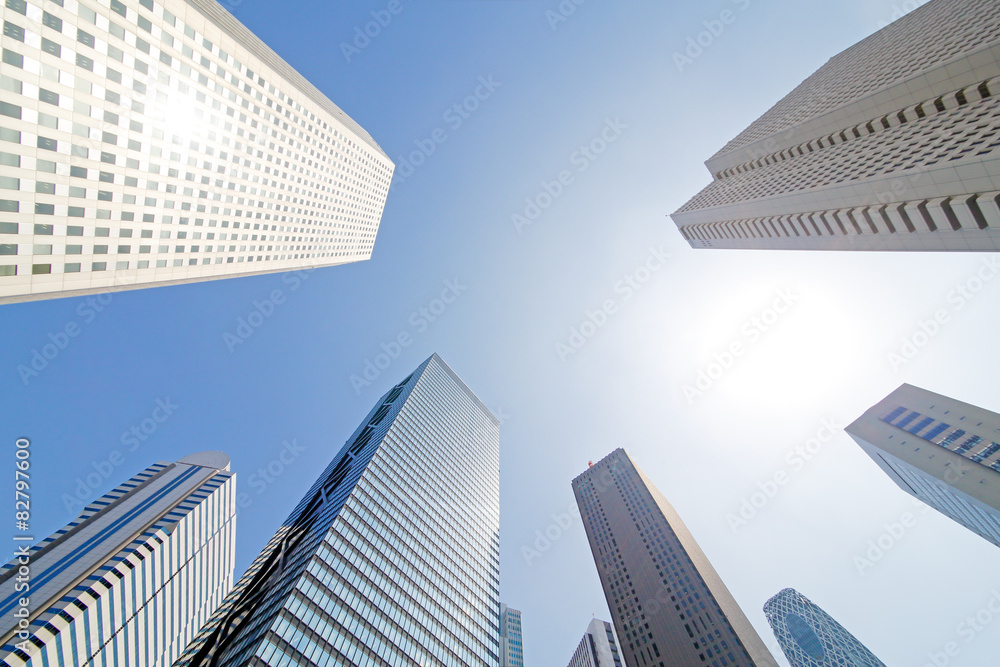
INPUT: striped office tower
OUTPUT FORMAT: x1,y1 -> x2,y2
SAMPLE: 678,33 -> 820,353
847,383 -> 1000,548
671,0 -> 1000,251
0,451 -> 236,666
175,354 -> 501,667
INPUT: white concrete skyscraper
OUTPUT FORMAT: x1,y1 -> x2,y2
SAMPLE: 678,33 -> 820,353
671,0 -> 1000,251
0,451 -> 236,666
763,589 -> 885,667
176,354 -> 501,667
847,383 -> 1000,548
572,449 -> 777,667
0,0 -> 392,304
566,618 -> 623,667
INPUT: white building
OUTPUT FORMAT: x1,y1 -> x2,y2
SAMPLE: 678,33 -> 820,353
847,383 -> 1000,548
0,451 -> 236,666
566,618 -> 623,667
671,0 -> 1000,251
0,0 -> 393,304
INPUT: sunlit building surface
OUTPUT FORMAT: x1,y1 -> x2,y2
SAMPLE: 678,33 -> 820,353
500,603 -> 524,667
848,383 -> 1000,547
0,0 -> 393,304
572,449 -> 777,667
763,589 -> 885,667
175,354 -> 502,667
0,452 -> 236,666
565,618 -> 623,667
671,0 -> 1000,251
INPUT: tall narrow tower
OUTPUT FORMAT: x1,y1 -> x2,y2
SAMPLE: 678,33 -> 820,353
671,0 -> 1000,251
0,451 -> 236,667
0,0 -> 393,305
847,383 -> 1000,547
500,603 -> 524,667
572,449 -> 777,667
176,354 -> 501,666
566,618 -> 623,667
764,589 -> 885,667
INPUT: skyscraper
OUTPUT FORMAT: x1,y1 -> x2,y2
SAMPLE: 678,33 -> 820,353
0,0 -> 393,305
670,0 -> 1000,251
566,618 -> 623,667
572,449 -> 777,667
500,603 -> 524,667
763,589 -> 885,667
176,353 -> 501,666
0,451 -> 236,666
847,383 -> 1000,548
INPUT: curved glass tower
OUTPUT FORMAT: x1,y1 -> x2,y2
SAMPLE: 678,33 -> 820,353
175,354 -> 501,667
763,589 -> 884,667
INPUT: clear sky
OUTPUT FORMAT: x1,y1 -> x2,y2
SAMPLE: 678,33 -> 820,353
3,0 -> 1000,665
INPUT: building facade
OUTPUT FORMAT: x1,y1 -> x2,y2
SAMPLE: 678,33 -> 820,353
0,0 -> 393,304
0,451 -> 236,666
566,618 -> 623,667
847,383 -> 1000,547
572,449 -> 777,667
671,0 -> 1000,251
500,603 -> 523,667
175,354 -> 502,667
763,589 -> 885,667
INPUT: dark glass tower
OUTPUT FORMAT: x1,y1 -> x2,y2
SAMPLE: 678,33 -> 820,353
572,449 -> 777,667
175,354 -> 501,666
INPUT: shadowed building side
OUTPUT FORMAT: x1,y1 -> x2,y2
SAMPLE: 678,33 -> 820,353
671,0 -> 1000,251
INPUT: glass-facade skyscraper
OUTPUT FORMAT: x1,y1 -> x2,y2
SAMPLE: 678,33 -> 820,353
847,382 -> 1000,548
0,0 -> 392,305
566,618 -> 623,667
671,0 -> 1000,251
176,353 -> 501,667
572,449 -> 777,667
763,589 -> 885,667
500,603 -> 523,667
0,451 -> 236,666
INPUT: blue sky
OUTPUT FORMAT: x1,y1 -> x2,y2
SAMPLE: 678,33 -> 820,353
4,0 -> 1000,664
